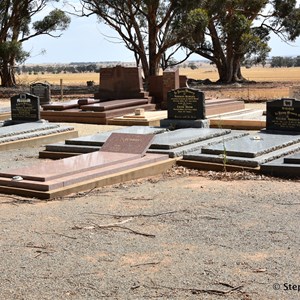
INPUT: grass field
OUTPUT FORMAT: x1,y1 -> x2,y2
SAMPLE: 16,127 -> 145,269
13,66 -> 300,101
16,66 -> 300,86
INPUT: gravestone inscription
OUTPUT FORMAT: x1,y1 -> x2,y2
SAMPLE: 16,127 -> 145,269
167,88 -> 205,120
100,133 -> 155,156
266,98 -> 300,132
10,93 -> 40,123
30,82 -> 51,105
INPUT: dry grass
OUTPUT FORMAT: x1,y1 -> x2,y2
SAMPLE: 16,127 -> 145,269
180,66 -> 300,82
13,65 -> 300,101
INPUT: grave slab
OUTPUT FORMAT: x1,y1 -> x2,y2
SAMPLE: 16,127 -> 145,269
184,139 -> 300,168
0,153 -> 171,194
201,132 -> 300,158
150,128 -> 231,150
283,153 -> 300,164
81,99 -> 149,111
65,126 -> 166,146
0,151 -> 141,182
0,122 -> 59,139
148,131 -> 248,157
261,152 -> 300,178
42,100 -> 79,111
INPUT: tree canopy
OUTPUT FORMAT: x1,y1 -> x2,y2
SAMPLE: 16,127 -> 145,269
182,0 -> 300,83
79,0 -> 300,83
79,0 -> 197,81
0,0 -> 70,87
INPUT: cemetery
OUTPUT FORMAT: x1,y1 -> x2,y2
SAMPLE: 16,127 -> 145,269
0,66 -> 299,200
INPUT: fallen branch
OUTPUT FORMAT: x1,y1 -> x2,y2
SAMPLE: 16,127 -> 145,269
144,283 -> 244,295
86,210 -> 183,218
131,261 -> 161,267
73,218 -> 155,238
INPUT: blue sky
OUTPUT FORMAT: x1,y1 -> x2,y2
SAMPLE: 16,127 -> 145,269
23,2 -> 300,64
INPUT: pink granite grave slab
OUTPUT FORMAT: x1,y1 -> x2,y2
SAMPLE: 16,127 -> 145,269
77,98 -> 100,106
0,151 -> 140,182
0,153 -> 168,191
100,133 -> 155,156
81,99 -> 148,111
42,100 -> 79,111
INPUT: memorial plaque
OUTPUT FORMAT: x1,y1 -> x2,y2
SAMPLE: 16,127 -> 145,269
30,82 -> 51,105
266,98 -> 300,132
10,93 -> 40,122
167,88 -> 205,120
100,133 -> 155,156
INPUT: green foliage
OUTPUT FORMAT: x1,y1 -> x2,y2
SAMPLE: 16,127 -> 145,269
0,0 -> 70,86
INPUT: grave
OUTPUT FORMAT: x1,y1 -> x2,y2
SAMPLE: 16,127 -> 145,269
0,93 -> 78,150
39,126 -> 167,159
39,126 -> 247,159
94,65 -> 149,100
40,66 -> 156,124
261,152 -> 300,178
266,98 -> 300,132
0,133 -> 173,199
160,87 -> 209,128
30,82 -> 51,105
182,132 -> 300,169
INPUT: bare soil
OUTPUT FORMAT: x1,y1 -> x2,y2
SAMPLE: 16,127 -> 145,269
0,144 -> 299,300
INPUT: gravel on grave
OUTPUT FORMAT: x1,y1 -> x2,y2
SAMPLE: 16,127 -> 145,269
0,144 -> 299,299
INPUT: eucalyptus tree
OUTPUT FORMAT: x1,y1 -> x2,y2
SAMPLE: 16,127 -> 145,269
79,0 -> 199,80
0,0 -> 70,87
182,0 -> 300,83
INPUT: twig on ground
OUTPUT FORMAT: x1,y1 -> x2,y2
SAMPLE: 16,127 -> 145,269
131,261 -> 161,268
144,282 -> 244,295
73,218 -> 155,238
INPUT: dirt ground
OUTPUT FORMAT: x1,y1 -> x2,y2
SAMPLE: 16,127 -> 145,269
0,87 -> 299,299
0,143 -> 299,300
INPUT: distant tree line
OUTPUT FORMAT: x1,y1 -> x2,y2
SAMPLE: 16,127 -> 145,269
18,64 -> 100,75
270,56 -> 300,68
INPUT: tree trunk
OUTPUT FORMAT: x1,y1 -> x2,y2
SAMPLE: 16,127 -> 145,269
0,62 -> 16,87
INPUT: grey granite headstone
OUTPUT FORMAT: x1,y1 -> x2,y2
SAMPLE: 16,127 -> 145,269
160,87 -> 208,128
266,98 -> 300,132
30,82 -> 51,105
10,93 -> 40,123
167,88 -> 205,120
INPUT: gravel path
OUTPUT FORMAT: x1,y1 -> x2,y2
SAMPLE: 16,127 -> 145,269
0,145 -> 299,299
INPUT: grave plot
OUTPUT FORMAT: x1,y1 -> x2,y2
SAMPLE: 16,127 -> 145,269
261,152 -> 300,178
1,93 -> 78,151
40,126 -> 248,159
181,132 -> 300,169
0,133 -> 173,199
41,66 -> 155,124
39,126 -> 167,159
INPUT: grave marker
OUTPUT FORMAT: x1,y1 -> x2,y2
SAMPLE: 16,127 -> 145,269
30,82 -> 51,105
266,98 -> 300,132
100,133 -> 155,156
167,88 -> 205,120
10,93 -> 40,123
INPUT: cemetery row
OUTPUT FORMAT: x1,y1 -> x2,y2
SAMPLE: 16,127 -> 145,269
0,66 -> 299,199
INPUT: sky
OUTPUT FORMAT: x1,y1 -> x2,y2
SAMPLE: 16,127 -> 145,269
23,1 -> 300,65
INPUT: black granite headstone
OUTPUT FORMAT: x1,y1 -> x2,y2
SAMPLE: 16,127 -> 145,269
167,88 -> 205,120
11,93 -> 40,122
30,82 -> 51,105
266,98 -> 300,132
